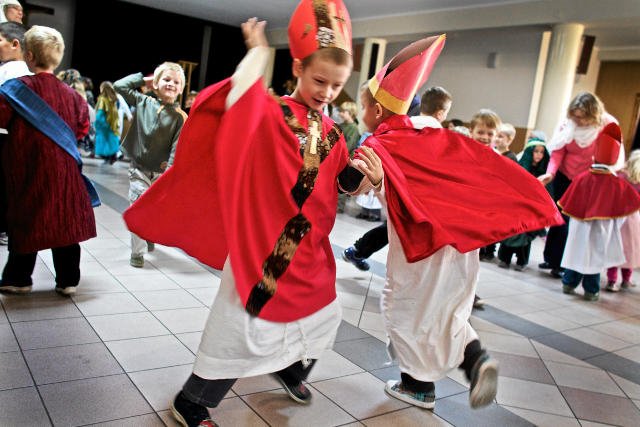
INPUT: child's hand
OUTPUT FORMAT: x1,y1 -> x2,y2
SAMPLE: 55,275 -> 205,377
352,146 -> 383,188
143,76 -> 154,90
241,18 -> 268,50
538,173 -> 553,185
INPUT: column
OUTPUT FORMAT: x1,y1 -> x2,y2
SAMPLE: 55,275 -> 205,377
535,23 -> 584,137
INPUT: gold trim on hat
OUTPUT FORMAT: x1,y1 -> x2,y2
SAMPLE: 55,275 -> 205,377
368,75 -> 411,115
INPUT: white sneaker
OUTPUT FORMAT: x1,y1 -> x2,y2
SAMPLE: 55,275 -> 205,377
605,281 -> 620,292
55,286 -> 77,296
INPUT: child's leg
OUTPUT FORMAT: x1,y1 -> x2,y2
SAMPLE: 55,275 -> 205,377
606,267 -> 618,283
561,269 -> 582,294
582,273 -> 600,300
517,243 -> 531,267
621,268 -> 632,284
497,244 -> 512,265
458,339 -> 498,409
172,373 -> 236,426
272,360 -> 317,404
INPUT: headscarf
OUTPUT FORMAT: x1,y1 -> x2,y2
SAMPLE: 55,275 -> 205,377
519,138 -> 549,178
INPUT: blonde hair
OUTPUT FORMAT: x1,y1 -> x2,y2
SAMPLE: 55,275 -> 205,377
339,101 -> 357,120
626,150 -> 640,184
470,109 -> 501,131
567,92 -> 603,126
24,25 -> 64,69
153,61 -> 185,88
499,123 -> 516,140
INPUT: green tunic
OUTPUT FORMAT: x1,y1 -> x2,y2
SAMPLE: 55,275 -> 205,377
115,73 -> 186,172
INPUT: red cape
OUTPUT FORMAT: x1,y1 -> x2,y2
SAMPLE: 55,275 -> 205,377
364,115 -> 564,262
124,79 -> 348,322
558,168 -> 640,220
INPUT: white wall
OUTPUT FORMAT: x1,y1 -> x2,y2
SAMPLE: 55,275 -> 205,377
382,26 -> 546,127
27,0 -> 76,71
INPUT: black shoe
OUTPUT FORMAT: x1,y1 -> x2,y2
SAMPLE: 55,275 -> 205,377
170,392 -> 218,427
550,268 -> 563,279
272,373 -> 312,404
538,262 -> 552,269
473,294 -> 485,309
356,213 -> 369,219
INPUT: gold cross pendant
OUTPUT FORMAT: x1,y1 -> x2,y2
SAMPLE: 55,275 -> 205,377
309,120 -> 321,155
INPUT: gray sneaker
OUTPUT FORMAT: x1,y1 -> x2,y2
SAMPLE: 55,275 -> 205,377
130,255 -> 144,268
469,352 -> 498,409
385,380 -> 435,409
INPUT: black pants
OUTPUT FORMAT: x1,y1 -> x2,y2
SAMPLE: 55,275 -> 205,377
480,244 -> 496,258
543,171 -> 571,269
182,360 -> 317,407
354,221 -> 388,259
401,340 -> 483,392
2,243 -> 81,286
498,243 -> 531,266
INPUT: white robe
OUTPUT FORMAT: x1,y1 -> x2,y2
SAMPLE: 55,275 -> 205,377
561,218 -> 626,274
194,258 -> 341,379
382,220 -> 479,382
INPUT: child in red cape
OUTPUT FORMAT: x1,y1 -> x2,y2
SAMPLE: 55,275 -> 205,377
358,36 -> 563,410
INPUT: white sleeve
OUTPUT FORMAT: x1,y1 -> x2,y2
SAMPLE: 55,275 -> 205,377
226,46 -> 270,110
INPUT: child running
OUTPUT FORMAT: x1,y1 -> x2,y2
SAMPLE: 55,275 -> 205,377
358,36 -> 562,410
124,2 -> 382,426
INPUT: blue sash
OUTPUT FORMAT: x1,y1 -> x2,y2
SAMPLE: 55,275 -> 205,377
0,78 -> 100,207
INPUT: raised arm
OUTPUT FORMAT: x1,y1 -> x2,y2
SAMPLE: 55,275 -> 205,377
226,18 -> 270,110
114,72 -> 148,107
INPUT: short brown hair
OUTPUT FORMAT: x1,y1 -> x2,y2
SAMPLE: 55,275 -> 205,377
339,101 -> 357,120
420,86 -> 452,115
302,47 -> 353,69
469,108 -> 501,130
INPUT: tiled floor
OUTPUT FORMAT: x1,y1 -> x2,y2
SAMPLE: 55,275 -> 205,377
1,158 -> 640,426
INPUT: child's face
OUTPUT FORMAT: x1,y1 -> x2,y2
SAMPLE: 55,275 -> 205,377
338,109 -> 352,123
4,5 -> 23,23
292,57 -> 350,112
154,70 -> 184,104
494,131 -> 513,151
0,34 -> 19,62
532,145 -> 545,165
471,123 -> 497,146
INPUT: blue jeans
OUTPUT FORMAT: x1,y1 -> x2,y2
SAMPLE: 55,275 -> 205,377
562,269 -> 600,294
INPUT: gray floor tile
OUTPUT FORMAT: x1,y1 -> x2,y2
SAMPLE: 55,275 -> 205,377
0,387 -> 51,426
185,287 -> 218,306
505,406 -> 581,426
116,273 -> 181,292
583,351 -> 640,385
307,349 -> 365,382
12,317 -> 99,350
76,274 -> 126,293
0,304 -> 8,324
243,384 -> 356,427
0,323 -> 19,352
559,386 -> 640,425
434,392 -> 534,427
0,351 -> 33,390
38,374 -> 153,426
361,406 -> 453,426
152,307 -> 210,334
533,332 -> 609,360
1,294 -> 82,322
73,292 -> 147,316
86,312 -> 171,341
128,364 -> 194,410
333,336 -> 394,370
159,396 -> 268,427
492,351 -> 555,384
496,376 -> 573,416
86,413 -> 165,426
313,371 -> 409,419
105,335 -> 195,372
24,342 -> 123,385
335,320 -> 372,342
132,289 -> 204,311
544,361 -> 625,396
175,331 -> 202,354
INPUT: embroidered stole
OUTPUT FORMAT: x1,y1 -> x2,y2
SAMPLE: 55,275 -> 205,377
245,101 -> 342,316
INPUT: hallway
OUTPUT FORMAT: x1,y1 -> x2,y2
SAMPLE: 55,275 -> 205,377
1,158 -> 640,426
